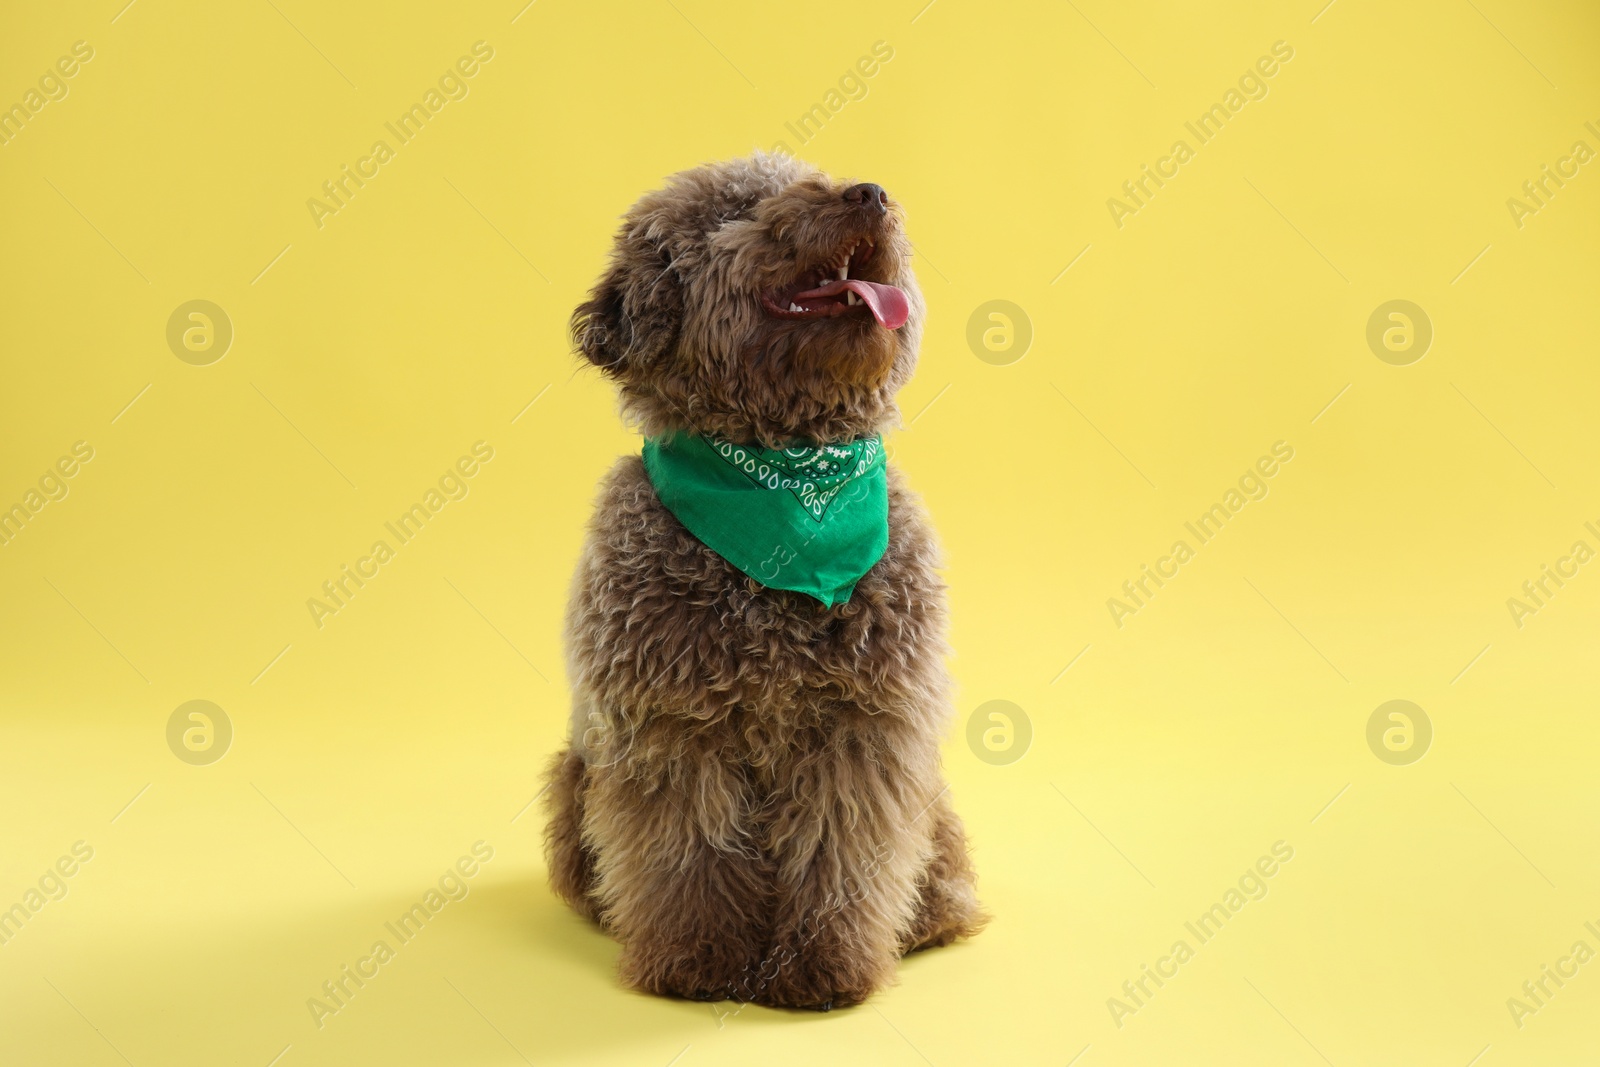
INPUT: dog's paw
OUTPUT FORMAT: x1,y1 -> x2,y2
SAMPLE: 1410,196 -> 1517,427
900,884 -> 988,954
618,939 -> 752,1003
744,939 -> 890,1010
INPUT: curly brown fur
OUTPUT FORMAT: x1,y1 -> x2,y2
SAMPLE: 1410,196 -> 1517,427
542,152 -> 983,1009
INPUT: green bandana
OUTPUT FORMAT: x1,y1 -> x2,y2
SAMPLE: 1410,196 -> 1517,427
641,432 -> 889,607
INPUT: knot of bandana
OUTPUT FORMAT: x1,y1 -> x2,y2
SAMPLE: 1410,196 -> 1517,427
641,433 -> 889,607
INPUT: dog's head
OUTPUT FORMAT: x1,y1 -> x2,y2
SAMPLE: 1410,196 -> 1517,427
571,152 -> 923,447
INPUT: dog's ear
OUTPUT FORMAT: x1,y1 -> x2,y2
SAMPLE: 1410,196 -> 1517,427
571,234 -> 681,378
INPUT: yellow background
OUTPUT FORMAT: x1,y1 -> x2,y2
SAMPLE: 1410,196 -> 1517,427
2,0 -> 1598,1064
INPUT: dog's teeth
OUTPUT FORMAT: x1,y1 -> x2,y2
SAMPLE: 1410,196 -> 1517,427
846,292 -> 859,305
837,263 -> 848,281
789,302 -> 803,313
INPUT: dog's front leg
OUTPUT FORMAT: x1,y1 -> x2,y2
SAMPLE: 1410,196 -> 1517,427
753,727 -> 937,1009
583,739 -> 771,1002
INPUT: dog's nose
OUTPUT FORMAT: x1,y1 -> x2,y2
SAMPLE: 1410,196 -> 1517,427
843,182 -> 888,215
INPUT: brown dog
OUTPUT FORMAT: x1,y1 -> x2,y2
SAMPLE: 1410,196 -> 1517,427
542,152 -> 983,1009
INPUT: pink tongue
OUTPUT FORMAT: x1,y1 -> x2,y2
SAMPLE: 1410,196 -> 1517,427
794,279 -> 910,329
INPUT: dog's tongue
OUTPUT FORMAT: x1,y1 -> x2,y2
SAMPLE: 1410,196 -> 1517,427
795,279 -> 910,330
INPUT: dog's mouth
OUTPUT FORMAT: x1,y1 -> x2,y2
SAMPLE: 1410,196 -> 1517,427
760,238 -> 909,330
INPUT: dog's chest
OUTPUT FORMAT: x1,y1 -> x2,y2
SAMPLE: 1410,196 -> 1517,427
568,456 -> 944,719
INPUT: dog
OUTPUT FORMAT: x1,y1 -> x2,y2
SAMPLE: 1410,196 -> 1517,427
542,151 -> 983,1010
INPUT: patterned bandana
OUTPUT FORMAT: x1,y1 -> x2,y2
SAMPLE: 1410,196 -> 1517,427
641,433 -> 889,607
